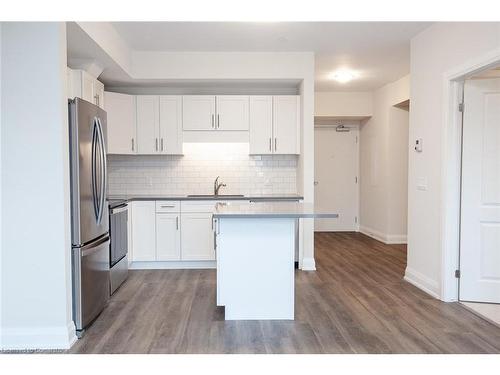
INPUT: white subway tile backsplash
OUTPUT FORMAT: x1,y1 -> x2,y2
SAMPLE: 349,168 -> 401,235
107,143 -> 297,196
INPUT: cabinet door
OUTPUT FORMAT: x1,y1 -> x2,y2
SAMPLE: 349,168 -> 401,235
94,80 -> 105,109
156,213 -> 181,261
159,96 -> 183,154
105,92 -> 137,154
273,96 -> 300,154
216,96 -> 249,131
182,96 -> 216,131
249,96 -> 273,154
131,201 -> 156,261
81,71 -> 95,103
136,95 -> 160,154
181,213 -> 215,261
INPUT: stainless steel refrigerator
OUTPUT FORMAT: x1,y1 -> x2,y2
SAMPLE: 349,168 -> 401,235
68,98 -> 109,336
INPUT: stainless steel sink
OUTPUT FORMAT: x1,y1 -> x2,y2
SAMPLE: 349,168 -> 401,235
187,194 -> 245,198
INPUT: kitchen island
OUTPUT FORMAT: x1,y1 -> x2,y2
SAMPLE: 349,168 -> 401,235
213,202 -> 338,320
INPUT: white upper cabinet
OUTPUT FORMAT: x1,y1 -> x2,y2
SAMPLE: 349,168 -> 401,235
215,96 -> 249,131
273,96 -> 300,154
159,96 -> 183,154
105,92 -> 137,154
67,68 -> 105,109
182,95 -> 216,130
136,95 -> 160,154
249,96 -> 273,154
249,95 -> 300,155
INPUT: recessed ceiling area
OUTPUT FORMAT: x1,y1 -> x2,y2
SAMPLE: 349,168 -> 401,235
109,22 -> 431,91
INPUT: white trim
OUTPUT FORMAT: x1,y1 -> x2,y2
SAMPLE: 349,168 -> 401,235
0,321 -> 77,350
301,257 -> 316,271
441,47 -> 500,302
129,260 -> 216,269
359,225 -> 407,244
404,267 -> 441,299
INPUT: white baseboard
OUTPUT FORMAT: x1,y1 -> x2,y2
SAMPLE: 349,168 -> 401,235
130,260 -> 216,270
301,257 -> 316,271
359,225 -> 407,244
404,267 -> 440,299
0,321 -> 77,351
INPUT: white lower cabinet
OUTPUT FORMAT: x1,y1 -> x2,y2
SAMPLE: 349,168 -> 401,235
156,213 -> 181,260
130,201 -> 156,261
130,200 -> 215,264
180,213 -> 215,261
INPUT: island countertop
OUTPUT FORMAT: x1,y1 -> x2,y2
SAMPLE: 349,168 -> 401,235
213,202 -> 339,219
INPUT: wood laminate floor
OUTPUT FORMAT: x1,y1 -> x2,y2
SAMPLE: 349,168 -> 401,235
69,232 -> 500,354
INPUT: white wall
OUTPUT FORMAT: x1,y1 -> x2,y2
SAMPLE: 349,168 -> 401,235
1,23 -> 75,349
359,75 -> 410,244
315,91 -> 372,117
407,22 -> 500,299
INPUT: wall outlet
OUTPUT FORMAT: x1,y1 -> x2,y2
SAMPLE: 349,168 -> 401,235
414,138 -> 423,152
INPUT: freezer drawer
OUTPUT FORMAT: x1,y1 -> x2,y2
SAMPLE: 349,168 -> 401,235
72,235 -> 110,332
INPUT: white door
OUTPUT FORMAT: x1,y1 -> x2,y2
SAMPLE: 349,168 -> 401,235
314,126 -> 359,231
273,96 -> 300,154
460,78 -> 500,303
130,201 -> 156,261
182,95 -> 216,131
136,95 -> 160,154
181,213 -> 215,261
156,213 -> 181,261
105,92 -> 137,154
216,96 -> 249,131
159,95 -> 183,154
249,96 -> 273,154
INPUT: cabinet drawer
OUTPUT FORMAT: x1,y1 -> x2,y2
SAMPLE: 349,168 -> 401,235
156,201 -> 180,212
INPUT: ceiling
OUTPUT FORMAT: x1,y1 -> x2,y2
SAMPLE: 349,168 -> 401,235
110,22 -> 431,91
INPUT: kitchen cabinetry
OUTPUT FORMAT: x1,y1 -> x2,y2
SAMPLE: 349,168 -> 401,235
130,201 -> 156,261
182,95 -> 249,131
182,95 -> 216,130
156,213 -> 181,261
249,95 -> 300,155
249,96 -> 273,154
180,213 -> 215,261
135,95 -> 183,155
67,68 -> 105,109
136,95 -> 160,154
105,92 -> 137,154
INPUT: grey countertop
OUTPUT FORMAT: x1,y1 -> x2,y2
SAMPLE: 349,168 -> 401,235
107,194 -> 303,202
213,202 -> 339,219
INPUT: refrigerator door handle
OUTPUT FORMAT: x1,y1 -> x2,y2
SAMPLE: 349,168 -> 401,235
96,117 -> 107,225
91,118 -> 99,222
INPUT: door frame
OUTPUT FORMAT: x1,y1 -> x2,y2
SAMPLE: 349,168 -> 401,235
313,123 -> 360,232
441,48 -> 500,302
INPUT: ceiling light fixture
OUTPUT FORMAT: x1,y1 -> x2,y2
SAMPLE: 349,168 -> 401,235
330,69 -> 357,84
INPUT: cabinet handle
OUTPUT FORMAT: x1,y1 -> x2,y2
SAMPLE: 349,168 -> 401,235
160,205 -> 175,208
176,216 -> 179,230
212,114 -> 215,128
131,138 -> 134,151
161,138 -> 164,152
217,114 -> 220,129
155,138 -> 158,151
94,94 -> 99,106
269,138 -> 272,151
274,138 -> 277,152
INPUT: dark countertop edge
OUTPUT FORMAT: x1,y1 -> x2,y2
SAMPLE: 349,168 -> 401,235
107,195 -> 304,202
213,213 -> 339,219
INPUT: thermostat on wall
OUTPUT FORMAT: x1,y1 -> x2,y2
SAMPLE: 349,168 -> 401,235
415,138 -> 423,152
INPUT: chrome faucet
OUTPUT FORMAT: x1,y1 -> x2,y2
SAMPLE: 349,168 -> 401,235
214,176 -> 226,196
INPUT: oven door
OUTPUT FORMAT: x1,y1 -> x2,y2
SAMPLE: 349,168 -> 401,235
110,204 -> 128,267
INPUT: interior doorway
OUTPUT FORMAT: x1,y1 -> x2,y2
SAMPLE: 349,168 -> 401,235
458,71 -> 500,325
314,123 -> 359,232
